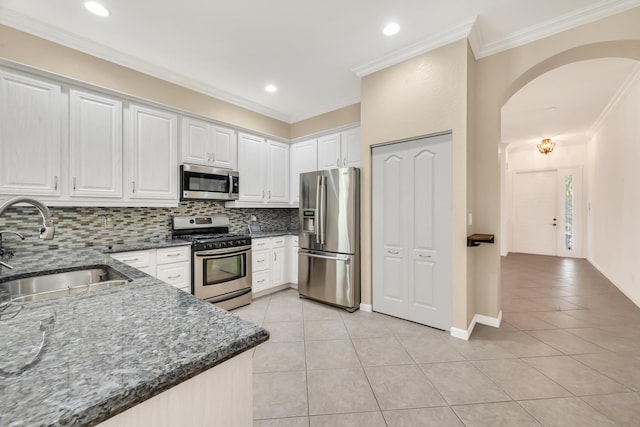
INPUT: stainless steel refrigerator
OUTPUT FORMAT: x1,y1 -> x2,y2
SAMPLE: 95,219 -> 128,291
298,167 -> 360,312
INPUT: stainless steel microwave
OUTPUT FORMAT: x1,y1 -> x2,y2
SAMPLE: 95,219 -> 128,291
180,164 -> 239,201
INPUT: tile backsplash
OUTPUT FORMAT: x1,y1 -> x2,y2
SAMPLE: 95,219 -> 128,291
0,201 -> 298,252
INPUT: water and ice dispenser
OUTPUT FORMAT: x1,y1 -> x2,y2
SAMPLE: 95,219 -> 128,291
302,209 -> 316,233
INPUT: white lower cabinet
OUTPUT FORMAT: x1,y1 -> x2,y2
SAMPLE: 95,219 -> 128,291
271,237 -> 286,287
251,236 -> 291,296
288,235 -> 299,286
111,245 -> 191,292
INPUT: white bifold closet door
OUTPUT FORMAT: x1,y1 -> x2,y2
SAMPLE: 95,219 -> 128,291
372,133 -> 452,331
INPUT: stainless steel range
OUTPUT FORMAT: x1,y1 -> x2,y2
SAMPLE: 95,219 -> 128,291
172,215 -> 252,310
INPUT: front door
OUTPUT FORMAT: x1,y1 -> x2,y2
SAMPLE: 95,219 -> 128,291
513,168 -> 582,257
372,133 -> 452,331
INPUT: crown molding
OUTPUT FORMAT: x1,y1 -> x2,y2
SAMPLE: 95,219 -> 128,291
0,10 -> 292,123
588,63 -> 640,137
475,0 -> 640,58
288,95 -> 361,124
351,16 -> 478,77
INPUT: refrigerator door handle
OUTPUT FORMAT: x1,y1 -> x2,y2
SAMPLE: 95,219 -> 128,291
298,250 -> 350,262
315,175 -> 322,244
319,175 -> 326,245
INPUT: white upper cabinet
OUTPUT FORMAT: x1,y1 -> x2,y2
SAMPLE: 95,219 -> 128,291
127,103 -> 178,201
237,133 -> 289,205
0,70 -> 61,196
317,127 -> 361,170
341,127 -> 361,168
317,133 -> 341,170
267,140 -> 289,203
69,89 -> 123,198
289,139 -> 318,204
181,117 -> 237,170
238,132 -> 268,202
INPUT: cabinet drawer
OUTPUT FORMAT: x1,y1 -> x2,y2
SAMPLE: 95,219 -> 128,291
252,238 -> 270,250
111,250 -> 151,268
252,250 -> 270,272
157,246 -> 190,265
156,262 -> 190,289
252,270 -> 270,292
271,236 -> 286,247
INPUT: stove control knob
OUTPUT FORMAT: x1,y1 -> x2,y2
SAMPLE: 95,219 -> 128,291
220,241 -> 228,247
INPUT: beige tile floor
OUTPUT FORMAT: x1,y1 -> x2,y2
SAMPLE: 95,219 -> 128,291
233,253 -> 640,426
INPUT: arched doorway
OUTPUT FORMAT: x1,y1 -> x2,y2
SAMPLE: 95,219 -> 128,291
500,58 -> 640,258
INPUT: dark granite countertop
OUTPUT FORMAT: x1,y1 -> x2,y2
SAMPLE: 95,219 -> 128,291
250,230 -> 298,238
101,239 -> 191,254
0,248 -> 268,426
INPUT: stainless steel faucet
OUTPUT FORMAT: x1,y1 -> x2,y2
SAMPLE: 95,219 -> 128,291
0,197 -> 55,240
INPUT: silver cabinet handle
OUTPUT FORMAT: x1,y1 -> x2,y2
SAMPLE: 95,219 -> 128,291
257,259 -> 265,263
262,190 -> 265,199
268,190 -> 271,199
274,251 -> 277,261
132,181 -> 136,193
121,257 -> 139,262
388,250 -> 399,255
343,158 -> 347,166
212,153 -> 216,162
54,176 -> 58,190
167,274 -> 181,279
336,159 -> 340,167
418,254 -> 432,258
73,177 -> 77,191
257,279 -> 265,284
166,253 -> 181,257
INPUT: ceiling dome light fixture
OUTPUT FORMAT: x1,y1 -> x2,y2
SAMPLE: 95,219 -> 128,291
84,1 -> 110,17
265,84 -> 277,93
537,138 -> 556,155
383,22 -> 400,36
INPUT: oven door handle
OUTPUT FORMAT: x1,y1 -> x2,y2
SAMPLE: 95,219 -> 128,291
194,245 -> 252,257
207,287 -> 252,304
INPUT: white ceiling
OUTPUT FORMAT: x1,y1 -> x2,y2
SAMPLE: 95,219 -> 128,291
502,58 -> 640,149
1,0 -> 639,123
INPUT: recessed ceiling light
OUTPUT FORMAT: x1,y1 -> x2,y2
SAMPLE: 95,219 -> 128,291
85,1 -> 110,17
265,84 -> 277,93
383,22 -> 400,36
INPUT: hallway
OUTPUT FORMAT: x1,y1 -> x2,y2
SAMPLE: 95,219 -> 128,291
234,254 -> 640,426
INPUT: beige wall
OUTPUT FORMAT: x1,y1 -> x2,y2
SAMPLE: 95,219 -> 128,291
360,39 -> 471,329
0,25 -> 290,139
290,104 -> 361,139
474,7 -> 640,320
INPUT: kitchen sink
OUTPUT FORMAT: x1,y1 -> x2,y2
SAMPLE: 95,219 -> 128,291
0,266 -> 131,303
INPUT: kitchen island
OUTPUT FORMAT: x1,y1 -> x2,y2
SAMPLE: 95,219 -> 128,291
0,247 -> 268,426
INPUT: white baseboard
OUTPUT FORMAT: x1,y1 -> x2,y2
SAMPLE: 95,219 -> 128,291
359,303 -> 372,312
449,310 -> 502,340
587,257 -> 640,309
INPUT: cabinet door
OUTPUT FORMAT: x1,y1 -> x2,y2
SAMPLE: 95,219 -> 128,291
289,236 -> 299,285
272,246 -> 286,286
0,71 -> 61,196
252,270 -> 271,293
341,128 -> 361,168
69,90 -> 123,198
289,139 -> 317,204
267,140 -> 289,203
181,117 -> 211,165
238,133 -> 267,201
317,133 -> 341,170
156,262 -> 190,292
211,126 -> 237,170
128,104 -> 178,200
